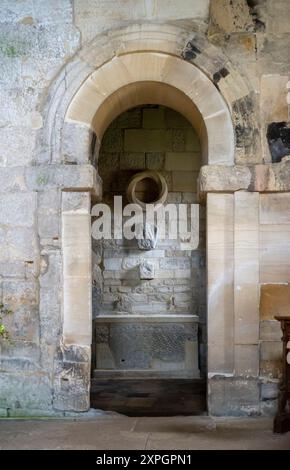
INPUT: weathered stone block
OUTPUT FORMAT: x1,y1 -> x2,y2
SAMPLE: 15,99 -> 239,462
32,0 -> 73,25
171,129 -> 185,151
25,164 -> 101,195
260,341 -> 283,379
145,152 -> 165,170
39,287 -> 61,346
208,376 -> 260,416
0,371 -> 52,410
0,261 -> 25,278
260,399 -> 278,417
166,192 -> 182,203
124,129 -> 168,152
5,227 -> 38,262
257,34 -> 290,74
0,193 -> 36,227
209,0 -> 254,35
172,171 -> 197,192
103,258 -> 122,271
165,152 -> 201,171
260,226 -> 290,283
94,317 -> 199,378
165,109 -> 191,128
2,279 -> 37,309
260,284 -> 290,320
198,165 -> 252,195
0,167 -> 27,192
260,341 -> 282,362
260,321 -> 282,342
260,74 -> 288,125
53,345 -> 91,412
53,362 -> 90,412
234,345 -> 259,377
261,382 -> 279,400
260,194 -> 290,225
62,122 -> 95,164
185,129 -> 200,151
139,261 -> 155,280
160,258 -> 191,270
0,128 -> 36,166
142,108 -> 165,128
120,152 -> 145,169
39,251 -> 61,288
62,191 -> 90,212
102,129 -> 123,152
116,108 -> 142,128
266,0 -> 290,33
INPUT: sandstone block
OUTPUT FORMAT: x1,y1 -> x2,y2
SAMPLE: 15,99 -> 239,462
209,0 -> 254,35
124,129 -> 168,152
260,284 -> 290,320
185,128 -> 200,151
142,108 -> 165,128
62,122 -> 95,164
260,225 -> 290,283
171,129 -> 185,151
260,194 -> 290,225
234,345 -> 259,377
145,152 -> 165,170
198,165 -> 251,195
102,129 -> 123,152
165,109 -> 191,128
260,321 -> 282,342
120,152 -> 145,169
116,108 -> 142,128
172,171 -> 197,192
165,152 -> 201,171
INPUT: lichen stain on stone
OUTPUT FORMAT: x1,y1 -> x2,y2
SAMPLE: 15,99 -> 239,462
0,43 -> 19,58
36,175 -> 49,186
0,40 -> 29,58
19,17 -> 34,26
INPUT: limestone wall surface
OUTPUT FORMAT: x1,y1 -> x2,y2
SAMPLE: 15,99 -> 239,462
0,0 -> 290,415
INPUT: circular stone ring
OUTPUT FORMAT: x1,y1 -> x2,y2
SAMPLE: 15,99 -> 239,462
126,170 -> 168,209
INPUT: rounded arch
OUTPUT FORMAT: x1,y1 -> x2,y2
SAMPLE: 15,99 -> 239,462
39,23 -> 254,166
65,52 -> 234,166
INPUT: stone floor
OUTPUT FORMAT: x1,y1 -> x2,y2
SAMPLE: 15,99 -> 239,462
0,416 -> 289,450
90,379 -> 206,416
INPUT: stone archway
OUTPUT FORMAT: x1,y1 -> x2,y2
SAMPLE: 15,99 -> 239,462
64,52 -> 234,166
40,23 -> 252,413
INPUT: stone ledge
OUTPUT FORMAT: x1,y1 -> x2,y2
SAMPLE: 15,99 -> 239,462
198,159 -> 290,196
24,164 -> 102,198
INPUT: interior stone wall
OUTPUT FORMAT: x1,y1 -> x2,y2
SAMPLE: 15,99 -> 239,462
93,105 -> 206,377
0,0 -> 290,416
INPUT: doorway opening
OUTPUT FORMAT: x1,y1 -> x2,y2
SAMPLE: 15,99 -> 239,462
90,104 -> 206,416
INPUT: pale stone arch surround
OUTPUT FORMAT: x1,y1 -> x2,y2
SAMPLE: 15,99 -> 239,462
65,52 -> 234,166
40,23 -> 255,413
